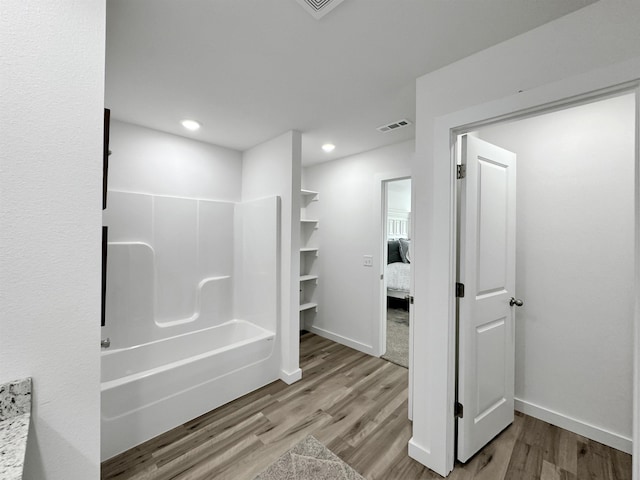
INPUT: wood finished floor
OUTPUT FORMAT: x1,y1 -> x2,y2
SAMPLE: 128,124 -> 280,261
102,333 -> 632,480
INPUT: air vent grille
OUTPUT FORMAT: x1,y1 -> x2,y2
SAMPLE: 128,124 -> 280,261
295,0 -> 345,19
376,119 -> 413,133
305,0 -> 333,11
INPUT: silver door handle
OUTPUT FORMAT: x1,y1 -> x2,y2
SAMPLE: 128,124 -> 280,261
510,297 -> 523,307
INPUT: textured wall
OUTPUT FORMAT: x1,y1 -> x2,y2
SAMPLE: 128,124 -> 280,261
0,1 -> 105,478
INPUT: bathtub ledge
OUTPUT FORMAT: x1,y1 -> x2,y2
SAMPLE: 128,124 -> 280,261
0,378 -> 31,480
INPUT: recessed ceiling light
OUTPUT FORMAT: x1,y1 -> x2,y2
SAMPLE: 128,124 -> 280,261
322,143 -> 335,153
181,119 -> 200,131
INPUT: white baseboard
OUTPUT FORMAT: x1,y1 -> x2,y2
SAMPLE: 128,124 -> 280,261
279,368 -> 302,385
306,326 -> 375,356
514,398 -> 632,454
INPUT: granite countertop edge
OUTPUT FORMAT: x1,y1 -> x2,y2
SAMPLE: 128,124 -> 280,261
0,378 -> 32,480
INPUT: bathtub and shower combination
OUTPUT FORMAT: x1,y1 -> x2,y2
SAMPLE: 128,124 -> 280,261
101,192 -> 281,460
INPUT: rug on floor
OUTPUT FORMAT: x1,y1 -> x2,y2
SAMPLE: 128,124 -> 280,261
253,435 -> 365,480
381,307 -> 409,368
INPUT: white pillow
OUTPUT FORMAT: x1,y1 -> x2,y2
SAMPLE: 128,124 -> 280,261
399,238 -> 411,263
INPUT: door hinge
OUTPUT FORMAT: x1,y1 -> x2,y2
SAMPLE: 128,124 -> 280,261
455,282 -> 465,298
457,164 -> 466,179
405,295 -> 414,305
455,402 -> 464,418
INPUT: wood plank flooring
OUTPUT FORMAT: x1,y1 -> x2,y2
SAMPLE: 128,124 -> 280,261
102,333 -> 632,480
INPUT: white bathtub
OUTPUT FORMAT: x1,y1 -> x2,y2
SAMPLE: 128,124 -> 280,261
101,319 -> 278,460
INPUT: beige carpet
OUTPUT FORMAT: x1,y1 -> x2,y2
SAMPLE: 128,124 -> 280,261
381,307 -> 409,368
253,435 -> 365,480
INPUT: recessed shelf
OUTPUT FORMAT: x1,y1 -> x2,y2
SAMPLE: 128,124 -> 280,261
299,302 -> 318,312
300,187 -> 319,328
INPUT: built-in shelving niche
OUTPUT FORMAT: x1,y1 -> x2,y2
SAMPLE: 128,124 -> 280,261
300,189 -> 319,329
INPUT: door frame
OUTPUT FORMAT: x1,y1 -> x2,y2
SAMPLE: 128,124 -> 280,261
422,75 -> 639,476
374,170 -> 412,417
379,177 -> 412,353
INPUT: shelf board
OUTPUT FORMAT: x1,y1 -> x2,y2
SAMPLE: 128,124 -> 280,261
300,189 -> 319,197
300,274 -> 319,283
300,247 -> 319,253
299,302 -> 318,312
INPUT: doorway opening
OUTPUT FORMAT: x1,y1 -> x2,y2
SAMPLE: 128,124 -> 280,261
453,91 -> 636,469
381,178 -> 412,369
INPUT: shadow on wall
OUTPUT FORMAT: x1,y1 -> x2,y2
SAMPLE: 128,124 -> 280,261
23,415 -> 97,479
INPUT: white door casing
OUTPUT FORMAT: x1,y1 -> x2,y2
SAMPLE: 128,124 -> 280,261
457,135 -> 517,462
408,61 -> 640,477
377,174 -> 413,419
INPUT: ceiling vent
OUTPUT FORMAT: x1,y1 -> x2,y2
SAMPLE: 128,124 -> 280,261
295,0 -> 345,20
376,119 -> 413,133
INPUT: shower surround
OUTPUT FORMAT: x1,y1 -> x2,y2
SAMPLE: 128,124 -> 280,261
101,191 -> 280,460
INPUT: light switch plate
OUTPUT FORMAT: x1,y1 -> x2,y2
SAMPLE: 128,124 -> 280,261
363,255 -> 373,267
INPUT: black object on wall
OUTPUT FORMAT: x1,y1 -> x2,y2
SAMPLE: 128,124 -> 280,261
102,226 -> 108,327
103,108 -> 110,210
102,108 -> 110,326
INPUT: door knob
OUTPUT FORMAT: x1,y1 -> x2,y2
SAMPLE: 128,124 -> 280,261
510,297 -> 524,307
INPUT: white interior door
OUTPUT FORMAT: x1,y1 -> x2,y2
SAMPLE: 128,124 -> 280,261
457,135 -> 517,462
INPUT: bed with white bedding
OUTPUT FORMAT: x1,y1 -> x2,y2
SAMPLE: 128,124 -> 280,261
386,261 -> 410,298
386,239 -> 411,299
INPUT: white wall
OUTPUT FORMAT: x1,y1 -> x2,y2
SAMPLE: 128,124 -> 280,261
478,94 -> 635,450
301,140 -> 413,354
108,120 -> 242,201
242,131 -> 302,383
387,179 -> 411,212
411,1 -> 640,475
0,2 -> 105,479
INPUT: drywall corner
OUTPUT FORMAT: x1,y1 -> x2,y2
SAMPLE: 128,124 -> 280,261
242,131 -> 302,382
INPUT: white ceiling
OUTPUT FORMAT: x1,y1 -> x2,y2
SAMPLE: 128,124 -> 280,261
105,0 -> 595,166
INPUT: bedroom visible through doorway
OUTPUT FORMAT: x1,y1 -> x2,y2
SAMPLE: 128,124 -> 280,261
382,178 -> 411,368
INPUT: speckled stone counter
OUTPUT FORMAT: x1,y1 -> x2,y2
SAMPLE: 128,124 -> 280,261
0,378 -> 31,480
